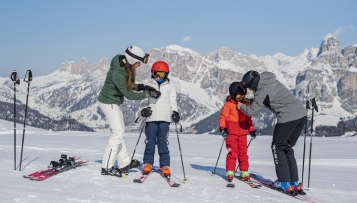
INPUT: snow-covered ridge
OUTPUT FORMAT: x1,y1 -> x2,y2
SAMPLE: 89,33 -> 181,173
0,34 -> 356,133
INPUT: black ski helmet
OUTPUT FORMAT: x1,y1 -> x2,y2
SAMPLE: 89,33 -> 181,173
229,82 -> 246,96
241,70 -> 260,90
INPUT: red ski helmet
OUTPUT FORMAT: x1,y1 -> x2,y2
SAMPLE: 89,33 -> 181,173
151,61 -> 170,79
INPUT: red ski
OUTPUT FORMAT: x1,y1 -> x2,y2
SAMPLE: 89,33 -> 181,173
23,156 -> 80,179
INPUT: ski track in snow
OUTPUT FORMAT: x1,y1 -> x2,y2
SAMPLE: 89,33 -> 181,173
0,119 -> 357,203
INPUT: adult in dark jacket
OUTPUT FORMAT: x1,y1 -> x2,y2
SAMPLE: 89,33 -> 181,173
98,45 -> 161,178
237,70 -> 307,194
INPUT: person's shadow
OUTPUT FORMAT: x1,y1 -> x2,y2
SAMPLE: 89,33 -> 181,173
190,164 -> 227,180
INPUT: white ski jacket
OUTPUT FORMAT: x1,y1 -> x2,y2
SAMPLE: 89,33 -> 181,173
138,78 -> 178,122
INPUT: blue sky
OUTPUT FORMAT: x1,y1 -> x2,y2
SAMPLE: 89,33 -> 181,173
0,0 -> 356,77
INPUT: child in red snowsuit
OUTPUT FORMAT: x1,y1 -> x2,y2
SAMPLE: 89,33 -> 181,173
219,82 -> 256,181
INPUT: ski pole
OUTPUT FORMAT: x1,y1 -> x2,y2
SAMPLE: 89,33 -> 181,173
19,70 -> 32,171
307,97 -> 318,190
10,70 -> 20,170
127,116 -> 147,176
175,122 -> 187,183
234,136 -> 255,174
212,132 -> 226,175
302,99 -> 310,187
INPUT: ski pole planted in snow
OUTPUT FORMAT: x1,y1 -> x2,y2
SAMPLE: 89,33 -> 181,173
19,70 -> 32,171
175,122 -> 187,183
127,116 -> 148,177
307,97 -> 318,190
302,99 -> 311,187
212,132 -> 226,176
10,70 -> 20,170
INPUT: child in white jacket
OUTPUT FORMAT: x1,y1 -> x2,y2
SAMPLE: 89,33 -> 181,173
138,61 -> 180,177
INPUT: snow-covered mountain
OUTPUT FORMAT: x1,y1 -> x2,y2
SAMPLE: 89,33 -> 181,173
0,34 -> 356,133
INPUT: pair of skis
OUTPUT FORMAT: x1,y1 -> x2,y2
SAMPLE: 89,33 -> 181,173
23,155 -> 88,181
133,169 -> 180,187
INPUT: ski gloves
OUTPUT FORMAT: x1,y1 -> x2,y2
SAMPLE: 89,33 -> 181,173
141,107 -> 152,118
137,84 -> 161,99
220,128 -> 228,138
149,90 -> 161,99
138,84 -> 156,91
249,130 -> 257,138
171,111 -> 180,123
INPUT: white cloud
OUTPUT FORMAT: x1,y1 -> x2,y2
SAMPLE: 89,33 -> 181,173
346,25 -> 355,29
333,27 -> 344,37
332,26 -> 355,37
182,36 -> 191,42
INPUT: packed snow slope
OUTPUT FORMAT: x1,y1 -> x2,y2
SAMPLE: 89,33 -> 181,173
0,119 -> 356,203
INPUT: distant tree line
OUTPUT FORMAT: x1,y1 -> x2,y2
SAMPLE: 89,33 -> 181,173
0,101 -> 94,132
315,116 -> 357,137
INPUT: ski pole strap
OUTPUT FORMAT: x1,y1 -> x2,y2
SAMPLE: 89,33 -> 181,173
24,70 -> 33,83
10,70 -> 20,85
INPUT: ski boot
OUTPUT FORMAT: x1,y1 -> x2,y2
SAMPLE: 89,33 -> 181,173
142,163 -> 153,175
119,159 -> 141,174
66,157 -> 76,167
161,166 -> 171,178
291,181 -> 306,195
271,180 -> 296,195
48,161 -> 59,168
57,154 -> 68,168
101,166 -> 122,178
240,170 -> 250,181
226,170 -> 234,182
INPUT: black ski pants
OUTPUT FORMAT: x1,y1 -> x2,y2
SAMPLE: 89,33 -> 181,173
271,116 -> 307,182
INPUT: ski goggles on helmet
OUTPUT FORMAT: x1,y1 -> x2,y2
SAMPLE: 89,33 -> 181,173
125,48 -> 150,64
152,71 -> 166,78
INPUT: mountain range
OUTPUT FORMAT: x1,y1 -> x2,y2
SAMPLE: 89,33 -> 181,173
0,34 -> 356,134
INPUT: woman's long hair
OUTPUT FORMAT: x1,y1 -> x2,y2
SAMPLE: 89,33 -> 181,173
124,61 -> 136,90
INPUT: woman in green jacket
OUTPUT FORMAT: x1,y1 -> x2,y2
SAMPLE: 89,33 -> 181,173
98,45 -> 161,178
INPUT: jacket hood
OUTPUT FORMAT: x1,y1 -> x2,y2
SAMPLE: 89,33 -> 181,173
257,71 -> 276,89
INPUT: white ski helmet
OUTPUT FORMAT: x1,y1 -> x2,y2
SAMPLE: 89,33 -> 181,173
124,45 -> 149,65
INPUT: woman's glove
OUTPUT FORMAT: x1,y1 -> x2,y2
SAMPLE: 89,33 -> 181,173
138,84 -> 156,91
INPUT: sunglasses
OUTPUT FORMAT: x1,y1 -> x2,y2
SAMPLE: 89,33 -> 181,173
153,71 -> 166,78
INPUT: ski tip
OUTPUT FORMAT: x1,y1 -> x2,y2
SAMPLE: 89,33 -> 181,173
171,183 -> 180,187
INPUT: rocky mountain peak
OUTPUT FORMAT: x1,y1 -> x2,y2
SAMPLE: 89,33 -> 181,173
317,34 -> 341,56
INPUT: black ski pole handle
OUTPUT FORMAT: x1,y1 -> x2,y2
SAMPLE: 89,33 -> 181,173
24,70 -> 33,83
10,70 -> 20,85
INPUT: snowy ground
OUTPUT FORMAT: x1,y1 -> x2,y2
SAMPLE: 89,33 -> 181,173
0,119 -> 356,203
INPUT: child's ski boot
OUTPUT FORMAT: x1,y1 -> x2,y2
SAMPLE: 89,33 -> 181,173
240,170 -> 250,181
226,170 -> 234,182
142,163 -> 153,175
161,166 -> 171,178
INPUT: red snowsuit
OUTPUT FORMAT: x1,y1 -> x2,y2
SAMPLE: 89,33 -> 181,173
219,96 -> 255,172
